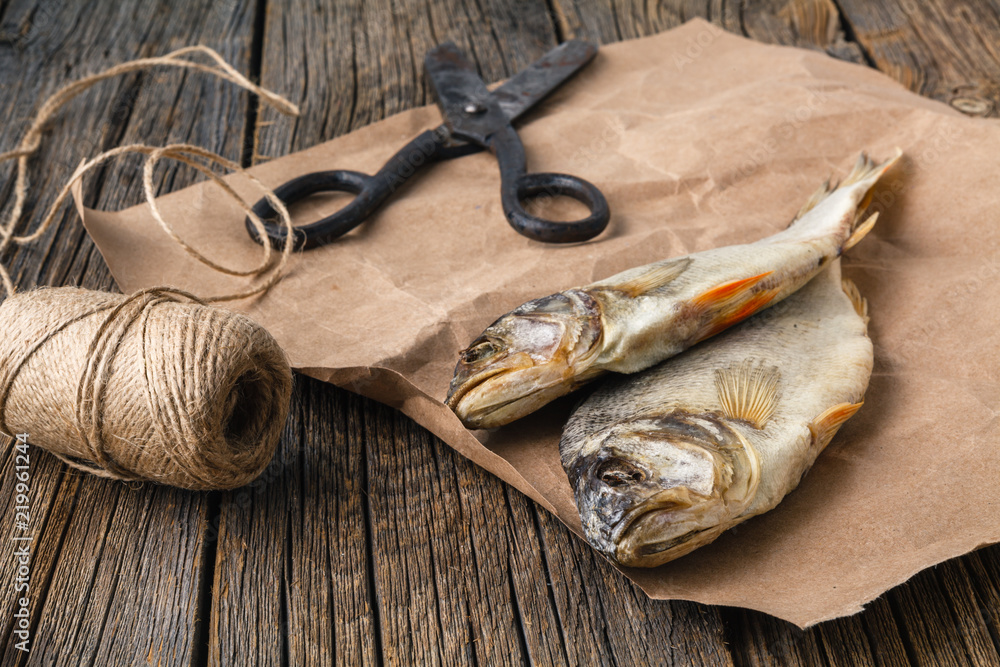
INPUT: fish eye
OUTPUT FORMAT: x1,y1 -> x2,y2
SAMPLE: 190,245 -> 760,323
528,293 -> 575,315
596,458 -> 647,487
461,340 -> 500,364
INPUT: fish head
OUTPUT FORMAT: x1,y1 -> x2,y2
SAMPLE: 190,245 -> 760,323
446,289 -> 604,429
565,411 -> 760,567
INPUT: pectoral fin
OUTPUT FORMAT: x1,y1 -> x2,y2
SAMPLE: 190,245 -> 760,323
715,360 -> 781,429
809,401 -> 864,450
693,271 -> 774,310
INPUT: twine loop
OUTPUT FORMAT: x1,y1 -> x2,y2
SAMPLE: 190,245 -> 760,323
0,44 -> 301,301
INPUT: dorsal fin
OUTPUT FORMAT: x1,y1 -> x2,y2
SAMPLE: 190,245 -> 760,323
601,257 -> 691,298
809,401 -> 864,450
789,178 -> 837,225
840,278 -> 869,326
715,360 -> 781,429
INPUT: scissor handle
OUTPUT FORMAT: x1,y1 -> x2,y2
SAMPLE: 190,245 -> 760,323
247,128 -> 468,250
245,170 -> 379,250
490,125 -> 610,243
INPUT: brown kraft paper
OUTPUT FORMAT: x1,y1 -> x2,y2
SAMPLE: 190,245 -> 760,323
75,19 -> 1000,627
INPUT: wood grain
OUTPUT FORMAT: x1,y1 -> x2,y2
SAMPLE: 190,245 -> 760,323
837,0 -> 1000,117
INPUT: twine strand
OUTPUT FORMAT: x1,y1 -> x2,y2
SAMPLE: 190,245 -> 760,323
0,45 -> 301,301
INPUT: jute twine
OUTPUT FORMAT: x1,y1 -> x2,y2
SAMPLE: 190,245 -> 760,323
0,287 -> 292,490
0,47 -> 301,489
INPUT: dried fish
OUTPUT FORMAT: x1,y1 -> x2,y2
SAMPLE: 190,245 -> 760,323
446,151 -> 897,429
560,260 -> 872,567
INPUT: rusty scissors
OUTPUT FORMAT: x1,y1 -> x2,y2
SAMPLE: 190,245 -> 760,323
246,40 -> 610,249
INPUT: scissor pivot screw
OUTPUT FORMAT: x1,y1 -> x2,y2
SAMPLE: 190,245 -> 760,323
464,102 -> 486,114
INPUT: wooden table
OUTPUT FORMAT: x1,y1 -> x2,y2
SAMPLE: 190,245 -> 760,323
2,0 -> 999,664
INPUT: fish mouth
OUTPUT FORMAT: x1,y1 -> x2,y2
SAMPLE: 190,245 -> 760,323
445,366 -> 511,413
610,488 -> 726,567
446,361 -> 575,429
617,526 -> 719,566
611,488 -> 700,543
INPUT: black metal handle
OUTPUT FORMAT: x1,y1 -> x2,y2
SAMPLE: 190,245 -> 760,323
246,128 -> 466,250
490,125 -> 609,243
245,170 -> 376,250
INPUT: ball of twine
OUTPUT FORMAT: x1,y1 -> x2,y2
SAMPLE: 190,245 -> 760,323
0,286 -> 293,490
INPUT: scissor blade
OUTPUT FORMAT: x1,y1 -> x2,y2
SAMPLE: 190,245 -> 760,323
492,40 -> 598,122
425,40 -> 598,143
426,42 -> 507,143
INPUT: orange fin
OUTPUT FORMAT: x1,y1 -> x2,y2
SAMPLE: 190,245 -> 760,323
693,272 -> 779,339
840,278 -> 869,326
692,272 -> 774,310
843,212 -> 878,252
809,401 -> 864,450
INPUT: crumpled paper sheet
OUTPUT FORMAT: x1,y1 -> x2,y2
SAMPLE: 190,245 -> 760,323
76,19 -> 1000,627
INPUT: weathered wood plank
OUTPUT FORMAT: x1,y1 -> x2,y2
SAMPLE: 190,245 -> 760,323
817,598 -> 911,667
722,608 -> 829,667
208,402 -> 292,664
965,548 -> 1000,660
548,0 -> 862,62
24,484 -> 210,666
0,0 -> 257,663
837,0 -> 1000,116
289,383 -> 380,665
887,562 -> 1000,667
537,507 -> 735,666
0,444 -> 76,665
208,380 -> 383,666
365,402 -> 521,666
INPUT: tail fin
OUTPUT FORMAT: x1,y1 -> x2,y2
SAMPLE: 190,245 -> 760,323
845,150 -> 902,246
791,149 -> 902,248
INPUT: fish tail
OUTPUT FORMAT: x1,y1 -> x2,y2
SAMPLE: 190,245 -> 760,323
841,149 -> 901,189
842,149 -> 902,249
789,149 -> 902,248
